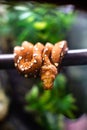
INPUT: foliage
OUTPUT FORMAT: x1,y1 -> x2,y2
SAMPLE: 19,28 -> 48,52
0,5 -> 9,36
3,2 -> 75,45
25,74 -> 76,130
0,3 -> 76,130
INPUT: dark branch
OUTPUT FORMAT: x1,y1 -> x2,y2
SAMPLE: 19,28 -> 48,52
0,49 -> 87,69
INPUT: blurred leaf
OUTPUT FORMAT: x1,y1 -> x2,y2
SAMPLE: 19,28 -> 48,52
25,85 -> 39,101
33,21 -> 47,30
2,2 -> 75,45
54,74 -> 67,90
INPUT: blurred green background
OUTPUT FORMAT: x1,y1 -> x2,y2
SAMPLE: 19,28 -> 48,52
0,2 -> 77,130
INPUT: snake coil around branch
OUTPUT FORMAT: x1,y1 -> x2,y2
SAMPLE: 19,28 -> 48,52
14,40 -> 68,89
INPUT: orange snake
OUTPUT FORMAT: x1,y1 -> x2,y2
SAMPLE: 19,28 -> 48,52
14,40 -> 68,89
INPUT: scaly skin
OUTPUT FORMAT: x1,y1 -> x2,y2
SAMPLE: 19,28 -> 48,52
14,41 -> 44,77
14,41 -> 68,89
40,43 -> 57,89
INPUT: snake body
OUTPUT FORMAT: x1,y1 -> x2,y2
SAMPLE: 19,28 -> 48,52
14,41 -> 68,89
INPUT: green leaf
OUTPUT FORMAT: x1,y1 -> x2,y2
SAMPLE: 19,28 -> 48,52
25,85 -> 39,101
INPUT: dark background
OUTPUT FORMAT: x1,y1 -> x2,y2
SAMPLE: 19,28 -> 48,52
2,1 -> 87,11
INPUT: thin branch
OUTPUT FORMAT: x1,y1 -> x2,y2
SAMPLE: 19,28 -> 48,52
0,49 -> 87,69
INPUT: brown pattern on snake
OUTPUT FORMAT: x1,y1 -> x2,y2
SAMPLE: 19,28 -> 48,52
14,41 -> 44,77
40,43 -> 57,89
14,40 -> 68,89
51,40 -> 68,67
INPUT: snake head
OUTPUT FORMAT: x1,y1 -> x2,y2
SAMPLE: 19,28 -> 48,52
41,64 -> 57,89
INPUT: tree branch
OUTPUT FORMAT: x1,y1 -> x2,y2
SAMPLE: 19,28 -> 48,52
0,49 -> 87,69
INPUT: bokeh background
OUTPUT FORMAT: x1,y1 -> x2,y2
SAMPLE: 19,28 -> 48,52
0,1 -> 87,130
